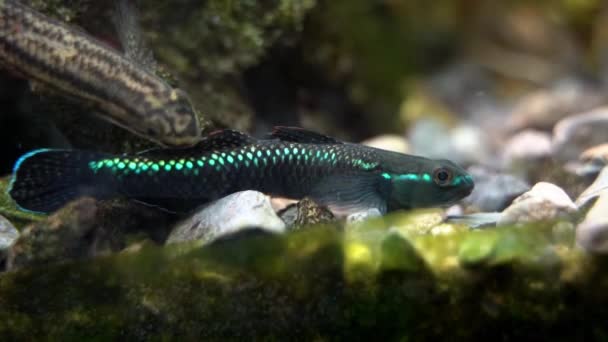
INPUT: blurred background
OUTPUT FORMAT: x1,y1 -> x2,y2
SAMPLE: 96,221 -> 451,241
1,0 -> 607,183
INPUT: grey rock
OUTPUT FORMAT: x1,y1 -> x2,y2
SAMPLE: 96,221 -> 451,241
576,166 -> 608,207
567,144 -> 608,176
498,182 -> 578,225
464,166 -> 530,212
346,208 -> 382,223
576,190 -> 608,253
552,107 -> 608,162
507,78 -> 605,131
446,212 -> 501,229
167,191 -> 286,244
0,215 -> 19,258
408,119 -> 489,165
502,129 -> 552,164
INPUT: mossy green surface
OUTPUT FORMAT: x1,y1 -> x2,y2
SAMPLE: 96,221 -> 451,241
0,177 -> 43,229
0,212 -> 605,340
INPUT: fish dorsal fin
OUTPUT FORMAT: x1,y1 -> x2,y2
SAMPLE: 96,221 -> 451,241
197,129 -> 255,150
138,129 -> 254,157
269,126 -> 343,144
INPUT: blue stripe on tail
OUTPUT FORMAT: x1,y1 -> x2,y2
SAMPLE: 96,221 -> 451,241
8,148 -> 113,214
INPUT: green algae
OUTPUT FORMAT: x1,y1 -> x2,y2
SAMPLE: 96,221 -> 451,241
0,211 -> 605,340
0,177 -> 43,229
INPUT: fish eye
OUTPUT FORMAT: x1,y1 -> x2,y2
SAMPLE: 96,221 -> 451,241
433,168 -> 452,186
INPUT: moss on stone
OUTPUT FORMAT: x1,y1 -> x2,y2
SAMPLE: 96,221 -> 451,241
0,211 -> 605,339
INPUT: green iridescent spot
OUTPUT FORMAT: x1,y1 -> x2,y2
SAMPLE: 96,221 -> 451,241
396,174 -> 419,181
245,160 -> 250,167
382,173 -> 392,180
266,150 -> 271,156
284,147 -> 290,155
159,161 -> 165,166
105,160 -> 114,167
117,162 -> 126,169
175,163 -> 183,170
275,149 -> 281,156
152,164 -> 160,172
272,156 -> 277,164
218,157 -> 225,165
169,160 -> 176,165
324,152 -> 329,159
246,152 -> 253,160
422,173 -> 432,182
186,161 -> 193,169
316,151 -> 321,157
141,164 -> 149,171
227,156 -> 234,163
164,164 -> 172,171
209,159 -> 216,166
256,151 -> 262,158
194,169 -> 200,176
128,162 -> 136,170
293,148 -> 298,154
254,159 -> 259,167
197,160 -> 204,167
211,154 -> 218,160
238,154 -> 244,161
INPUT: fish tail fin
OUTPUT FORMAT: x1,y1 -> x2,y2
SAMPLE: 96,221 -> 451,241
8,149 -> 115,214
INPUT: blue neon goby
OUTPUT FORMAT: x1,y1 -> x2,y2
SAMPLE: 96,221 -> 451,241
8,127 -> 474,214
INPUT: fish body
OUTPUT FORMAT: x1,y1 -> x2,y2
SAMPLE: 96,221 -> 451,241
0,0 -> 200,146
8,127 -> 474,215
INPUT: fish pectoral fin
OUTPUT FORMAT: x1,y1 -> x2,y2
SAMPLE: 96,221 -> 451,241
112,0 -> 157,71
309,174 -> 387,216
268,126 -> 344,144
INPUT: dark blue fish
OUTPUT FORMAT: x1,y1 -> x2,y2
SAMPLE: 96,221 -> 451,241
8,127 -> 474,214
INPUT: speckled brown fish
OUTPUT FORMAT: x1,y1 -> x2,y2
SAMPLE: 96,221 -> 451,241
0,0 -> 200,146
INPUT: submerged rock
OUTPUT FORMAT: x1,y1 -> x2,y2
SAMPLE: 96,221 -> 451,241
502,129 -> 552,165
408,119 -> 489,165
279,197 -> 335,229
346,208 -> 382,224
464,166 -> 530,212
552,107 -> 608,162
446,212 -> 502,229
507,78 -> 605,131
498,182 -> 577,225
167,191 -> 286,244
576,167 -> 608,207
0,215 -> 18,263
6,197 -> 98,270
576,190 -> 608,253
569,144 -> 608,176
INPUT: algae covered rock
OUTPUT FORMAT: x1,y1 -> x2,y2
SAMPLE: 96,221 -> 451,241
6,197 -> 98,270
0,211 -> 605,340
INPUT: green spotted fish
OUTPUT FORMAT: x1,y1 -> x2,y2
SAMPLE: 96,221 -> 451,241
8,127 -> 474,215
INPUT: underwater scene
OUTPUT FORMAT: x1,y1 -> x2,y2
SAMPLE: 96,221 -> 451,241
1,0 -> 608,340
